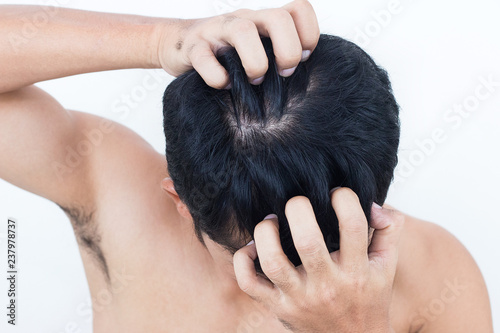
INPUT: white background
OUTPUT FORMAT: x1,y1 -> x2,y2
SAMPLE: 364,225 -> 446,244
0,0 -> 499,332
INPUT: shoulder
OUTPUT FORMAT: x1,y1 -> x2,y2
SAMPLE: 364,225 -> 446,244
0,85 -> 166,209
393,213 -> 493,332
68,109 -> 173,211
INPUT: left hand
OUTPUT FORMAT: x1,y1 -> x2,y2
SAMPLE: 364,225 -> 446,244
233,187 -> 404,333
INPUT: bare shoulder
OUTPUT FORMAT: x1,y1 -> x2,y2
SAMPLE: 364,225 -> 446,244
0,85 -> 167,211
393,212 -> 493,332
67,110 -> 172,213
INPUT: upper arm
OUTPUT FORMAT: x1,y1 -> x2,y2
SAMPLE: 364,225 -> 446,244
409,220 -> 493,332
0,85 -> 99,208
0,84 -> 167,213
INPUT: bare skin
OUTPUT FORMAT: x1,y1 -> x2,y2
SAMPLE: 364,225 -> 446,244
0,2 -> 493,332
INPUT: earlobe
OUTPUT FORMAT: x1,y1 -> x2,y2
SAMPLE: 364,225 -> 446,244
176,202 -> 192,220
161,177 -> 192,220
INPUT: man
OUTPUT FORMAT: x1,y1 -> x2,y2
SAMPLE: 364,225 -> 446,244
0,1 -> 493,332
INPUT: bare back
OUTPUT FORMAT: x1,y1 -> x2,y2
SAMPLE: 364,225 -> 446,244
0,87 -> 492,333
73,112 -> 488,333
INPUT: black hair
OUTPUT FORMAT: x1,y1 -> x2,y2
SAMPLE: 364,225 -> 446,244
163,34 -> 400,267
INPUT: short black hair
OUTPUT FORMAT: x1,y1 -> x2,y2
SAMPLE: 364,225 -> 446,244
163,34 -> 400,267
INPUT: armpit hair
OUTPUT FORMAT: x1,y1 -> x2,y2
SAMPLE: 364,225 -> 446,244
57,205 -> 110,282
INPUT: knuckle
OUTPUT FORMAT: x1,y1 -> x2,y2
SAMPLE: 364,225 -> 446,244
308,256 -> 329,273
318,285 -> 337,304
220,14 -> 237,26
294,0 -> 314,12
341,222 -> 367,235
202,15 -> 219,29
294,236 -> 323,255
231,18 -> 257,35
275,53 -> 302,70
302,29 -> 320,50
187,42 -> 214,63
343,260 -> 368,275
237,276 -> 254,293
268,8 -> 293,22
232,8 -> 253,17
243,60 -> 268,79
277,277 -> 295,292
346,273 -> 369,292
184,42 -> 198,58
274,43 -> 302,68
260,256 -> 285,277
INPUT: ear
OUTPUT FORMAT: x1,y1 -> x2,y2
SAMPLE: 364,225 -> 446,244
161,177 -> 192,220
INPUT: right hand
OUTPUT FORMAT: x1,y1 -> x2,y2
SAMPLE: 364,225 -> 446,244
157,0 -> 320,89
233,189 -> 405,333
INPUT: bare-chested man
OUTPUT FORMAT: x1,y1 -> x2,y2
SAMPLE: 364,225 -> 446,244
0,1 -> 493,332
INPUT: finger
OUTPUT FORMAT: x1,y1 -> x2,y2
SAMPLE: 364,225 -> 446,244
285,196 -> 334,277
368,204 -> 405,275
254,214 -> 301,293
282,0 -> 321,61
188,41 -> 230,89
242,8 -> 302,76
330,187 -> 369,272
233,241 -> 277,301
219,16 -> 269,83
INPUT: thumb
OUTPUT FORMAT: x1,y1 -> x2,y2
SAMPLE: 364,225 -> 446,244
368,204 -> 405,273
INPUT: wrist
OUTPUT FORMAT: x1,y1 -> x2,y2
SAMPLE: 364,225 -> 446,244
152,18 -> 198,74
132,18 -> 172,69
107,15 -> 181,70
150,19 -> 177,69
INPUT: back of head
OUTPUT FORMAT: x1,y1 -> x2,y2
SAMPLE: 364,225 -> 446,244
163,34 -> 400,266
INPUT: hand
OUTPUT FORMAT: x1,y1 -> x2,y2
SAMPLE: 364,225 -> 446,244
157,0 -> 320,89
233,187 -> 405,333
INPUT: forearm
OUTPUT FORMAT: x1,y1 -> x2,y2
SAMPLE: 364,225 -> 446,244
0,5 -> 176,93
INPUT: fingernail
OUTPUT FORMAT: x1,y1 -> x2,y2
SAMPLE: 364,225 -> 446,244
250,76 -> 265,85
372,202 -> 382,209
224,82 -> 232,89
264,214 -> 278,220
301,50 -> 311,62
246,240 -> 255,246
329,186 -> 341,196
279,66 -> 297,77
